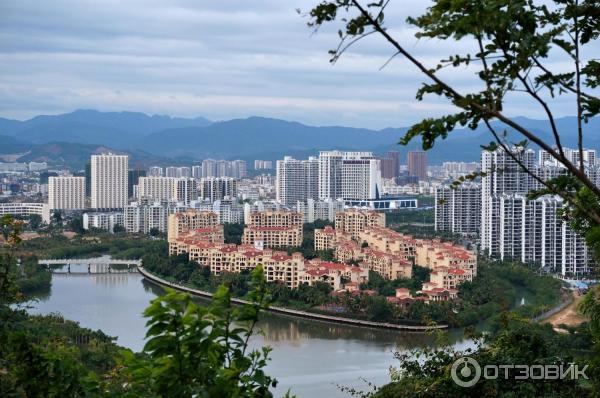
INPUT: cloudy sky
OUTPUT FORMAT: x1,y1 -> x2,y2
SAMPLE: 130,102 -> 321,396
0,0 -> 590,128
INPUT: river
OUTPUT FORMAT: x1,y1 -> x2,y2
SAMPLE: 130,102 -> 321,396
29,265 -> 473,398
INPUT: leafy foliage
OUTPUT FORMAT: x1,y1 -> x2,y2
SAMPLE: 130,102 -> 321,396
0,217 -> 282,397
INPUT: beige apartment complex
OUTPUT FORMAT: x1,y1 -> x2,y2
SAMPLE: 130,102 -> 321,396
242,211 -> 303,248
170,232 -> 366,290
315,209 -> 477,301
167,209 -> 220,242
334,209 -> 385,239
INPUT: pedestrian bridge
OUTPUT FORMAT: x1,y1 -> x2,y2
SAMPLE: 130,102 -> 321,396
39,258 -> 141,274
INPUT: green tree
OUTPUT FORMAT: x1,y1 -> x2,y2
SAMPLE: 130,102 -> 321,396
68,216 -> 85,234
307,0 -> 600,253
27,214 -> 42,230
105,266 -> 279,397
0,217 -> 283,397
308,1 -> 600,393
51,210 -> 63,226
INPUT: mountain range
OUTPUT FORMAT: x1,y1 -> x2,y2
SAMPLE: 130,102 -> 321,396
0,109 -> 598,169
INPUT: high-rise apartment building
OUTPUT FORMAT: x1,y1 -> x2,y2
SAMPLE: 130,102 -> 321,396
124,200 -> 187,234
341,158 -> 381,201
480,148 -> 536,256
318,151 -> 344,200
380,151 -> 400,179
200,177 -> 238,202
148,166 -> 163,177
434,183 -> 481,234
128,169 -> 146,198
48,176 -> 86,211
174,178 -> 198,205
296,198 -> 344,223
137,176 -> 176,202
276,156 -> 319,205
318,151 -> 376,200
478,147 -> 595,275
191,165 -> 202,179
90,154 -> 128,210
202,159 -> 217,177
201,159 -> 247,178
165,166 -> 191,178
539,148 -> 597,169
254,160 -> 273,170
231,160 -> 247,178
407,151 -> 428,180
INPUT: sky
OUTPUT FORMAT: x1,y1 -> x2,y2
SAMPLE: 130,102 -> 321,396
0,0 -> 594,129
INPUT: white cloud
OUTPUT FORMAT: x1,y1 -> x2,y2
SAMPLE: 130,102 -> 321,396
0,0 -> 592,128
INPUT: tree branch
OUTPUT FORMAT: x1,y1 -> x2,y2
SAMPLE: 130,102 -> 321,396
532,57 -> 600,102
348,0 -> 600,204
574,0 -> 585,172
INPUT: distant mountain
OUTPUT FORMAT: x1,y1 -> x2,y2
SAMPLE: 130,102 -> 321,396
0,109 -> 211,147
142,115 -> 600,162
0,110 -> 598,165
0,134 -> 176,170
142,116 -> 401,159
0,135 -> 31,153
15,142 -> 178,170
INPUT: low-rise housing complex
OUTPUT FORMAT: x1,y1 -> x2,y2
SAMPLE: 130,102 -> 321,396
334,208 -> 385,239
167,209 -> 220,242
168,208 -> 476,301
316,210 -> 477,301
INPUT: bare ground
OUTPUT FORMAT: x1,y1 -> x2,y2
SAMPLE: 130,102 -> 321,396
543,290 -> 587,331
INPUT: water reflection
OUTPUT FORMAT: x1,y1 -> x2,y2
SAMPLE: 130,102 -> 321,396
30,271 -> 472,398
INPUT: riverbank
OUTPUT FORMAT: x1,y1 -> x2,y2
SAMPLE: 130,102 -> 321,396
137,266 -> 448,332
542,290 -> 587,331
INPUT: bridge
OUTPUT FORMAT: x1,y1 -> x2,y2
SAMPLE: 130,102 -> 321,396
39,258 -> 141,274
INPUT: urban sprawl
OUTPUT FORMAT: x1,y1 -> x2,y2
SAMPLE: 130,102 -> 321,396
0,147 -> 595,302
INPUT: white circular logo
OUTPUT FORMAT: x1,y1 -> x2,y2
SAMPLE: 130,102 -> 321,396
451,356 -> 481,387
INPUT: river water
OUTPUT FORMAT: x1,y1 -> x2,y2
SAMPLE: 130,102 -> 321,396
29,266 -> 473,398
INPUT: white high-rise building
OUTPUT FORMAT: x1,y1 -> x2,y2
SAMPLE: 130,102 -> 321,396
276,156 -> 319,205
148,166 -> 163,177
48,176 -> 86,211
137,177 -> 176,202
340,157 -> 381,200
231,160 -> 248,178
480,148 -> 536,256
202,159 -> 217,177
124,200 -> 186,234
478,147 -> 595,275
192,165 -> 202,179
90,154 -> 128,210
434,183 -> 481,234
296,198 -> 344,223
200,177 -> 237,202
83,211 -> 124,233
539,148 -> 596,168
318,151 -> 376,200
318,151 -> 344,200
174,178 -> 198,205
495,194 -> 592,275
